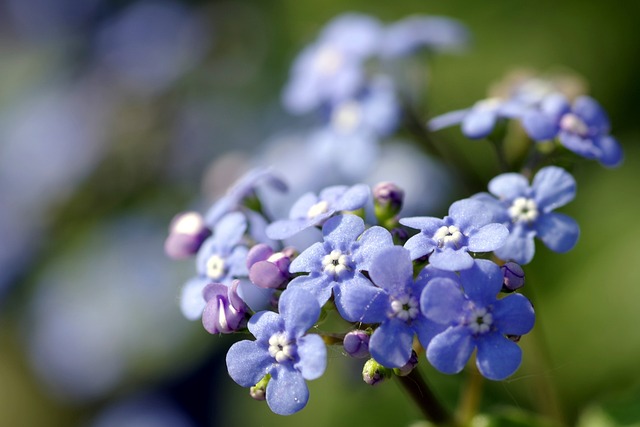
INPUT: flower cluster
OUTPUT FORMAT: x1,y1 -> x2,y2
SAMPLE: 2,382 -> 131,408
166,11 -> 623,418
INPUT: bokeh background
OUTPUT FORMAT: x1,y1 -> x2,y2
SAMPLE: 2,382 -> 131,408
1,0 -> 639,426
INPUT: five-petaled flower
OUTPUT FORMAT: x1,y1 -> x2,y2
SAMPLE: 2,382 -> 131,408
225,287 -> 327,415
421,259 -> 535,380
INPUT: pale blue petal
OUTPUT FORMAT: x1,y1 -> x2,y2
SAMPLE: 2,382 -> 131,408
267,366 -> 309,415
403,232 -> 436,260
475,332 -> 522,380
532,166 -> 576,212
522,111 -> 558,141
354,226 -> 394,270
266,218 -> 313,240
368,246 -> 413,294
247,311 -> 281,341
428,109 -> 468,131
295,335 -> 327,380
237,279 -> 272,312
468,223 -> 508,252
558,132 -> 599,159
426,326 -> 474,375
287,274 -> 334,307
280,288 -> 321,336
540,93 -> 570,120
488,173 -> 530,200
323,214 -> 365,248
494,224 -> 536,265
369,319 -> 414,368
335,183 -> 371,211
448,198 -> 493,230
420,277 -> 466,325
573,96 -> 610,132
493,294 -> 535,336
597,135 -> 623,168
399,216 -> 443,234
179,276 -> 210,321
289,192 -> 320,219
214,212 -> 247,245
461,109 -> 497,139
334,275 -> 388,323
471,193 -> 510,223
226,340 -> 272,387
459,259 -> 502,306
289,242 -> 326,273
535,212 -> 579,253
429,248 -> 474,271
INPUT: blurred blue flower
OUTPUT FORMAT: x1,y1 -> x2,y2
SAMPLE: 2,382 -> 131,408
287,214 -> 393,320
421,259 -> 535,380
226,287 -> 326,415
266,183 -> 370,240
339,246 -> 444,368
522,94 -> 623,167
379,15 -> 470,58
400,199 -> 508,271
472,166 -> 580,265
281,13 -> 382,114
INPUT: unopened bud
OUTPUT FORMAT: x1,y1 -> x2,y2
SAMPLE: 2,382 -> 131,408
250,374 -> 270,401
501,262 -> 525,292
164,211 -> 211,259
394,350 -> 418,376
373,182 -> 405,225
247,244 -> 294,289
201,280 -> 248,334
343,330 -> 370,358
362,358 -> 393,386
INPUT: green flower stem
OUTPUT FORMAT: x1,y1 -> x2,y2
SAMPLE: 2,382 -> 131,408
487,135 -> 510,173
456,359 -> 483,426
396,367 -> 455,426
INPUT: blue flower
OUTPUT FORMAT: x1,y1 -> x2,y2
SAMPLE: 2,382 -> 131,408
281,13 -> 382,114
421,259 -> 535,380
338,246 -> 446,368
400,198 -> 508,271
472,166 -> 580,265
379,15 -> 469,58
522,93 -> 623,167
266,184 -> 371,240
428,97 -> 527,139
287,214 -> 394,320
180,212 -> 250,320
225,287 -> 326,415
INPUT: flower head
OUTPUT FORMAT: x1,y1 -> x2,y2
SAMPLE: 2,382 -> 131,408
421,259 -> 535,380
286,214 -> 393,320
225,288 -> 326,415
522,93 -> 623,167
201,280 -> 248,334
400,198 -> 508,271
266,184 -> 371,240
473,166 -> 580,264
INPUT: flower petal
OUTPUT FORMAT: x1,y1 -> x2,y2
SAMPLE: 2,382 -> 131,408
179,276 -> 210,321
597,135 -> 623,168
368,247 -> 413,294
267,366 -> 309,415
461,108 -> 497,139
488,173 -> 530,200
468,223 -> 508,253
522,111 -> 558,141
535,212 -> 580,253
532,166 -> 576,212
573,96 -> 610,132
494,223 -> 536,265
334,183 -> 371,211
226,340 -> 272,387
214,212 -> 248,245
448,198 -> 493,230
429,248 -> 474,271
369,318 -> 414,368
289,242 -> 325,273
458,259 -> 502,306
334,275 -> 388,323
295,334 -> 327,380
420,277 -> 466,325
428,109 -> 468,131
280,288 -> 321,336
403,232 -> 436,260
323,214 -> 365,248
247,310 -> 281,341
475,332 -> 522,380
493,293 -> 535,336
287,274 -> 334,307
354,226 -> 394,270
426,326 -> 474,375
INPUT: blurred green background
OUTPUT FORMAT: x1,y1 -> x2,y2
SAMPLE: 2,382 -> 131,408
0,0 -> 638,426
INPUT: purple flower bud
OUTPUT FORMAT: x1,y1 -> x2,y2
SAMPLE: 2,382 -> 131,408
373,181 -> 405,211
201,280 -> 248,334
362,358 -> 392,386
393,350 -> 418,376
501,262 -> 525,292
164,211 -> 211,259
247,244 -> 294,289
343,330 -> 370,358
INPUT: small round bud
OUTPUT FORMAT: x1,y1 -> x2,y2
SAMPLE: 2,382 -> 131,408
247,244 -> 294,289
343,330 -> 370,358
501,262 -> 525,292
373,182 -> 405,225
164,211 -> 211,259
393,350 -> 418,377
250,374 -> 270,401
362,358 -> 393,386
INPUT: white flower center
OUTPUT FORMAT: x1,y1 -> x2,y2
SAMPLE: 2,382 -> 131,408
174,212 -> 204,234
307,200 -> 330,219
313,45 -> 344,76
322,249 -> 353,278
390,294 -> 420,322
468,307 -> 493,335
560,113 -> 589,136
434,225 -> 463,248
508,197 -> 539,223
331,100 -> 362,134
268,332 -> 296,363
206,254 -> 226,280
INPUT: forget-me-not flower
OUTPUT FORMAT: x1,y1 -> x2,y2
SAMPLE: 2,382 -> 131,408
226,287 -> 326,415
472,166 -> 580,265
400,198 -> 508,271
266,184 -> 371,240
339,246 -> 446,368
282,13 -> 382,114
287,214 -> 394,320
421,259 -> 535,380
522,93 -> 623,167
